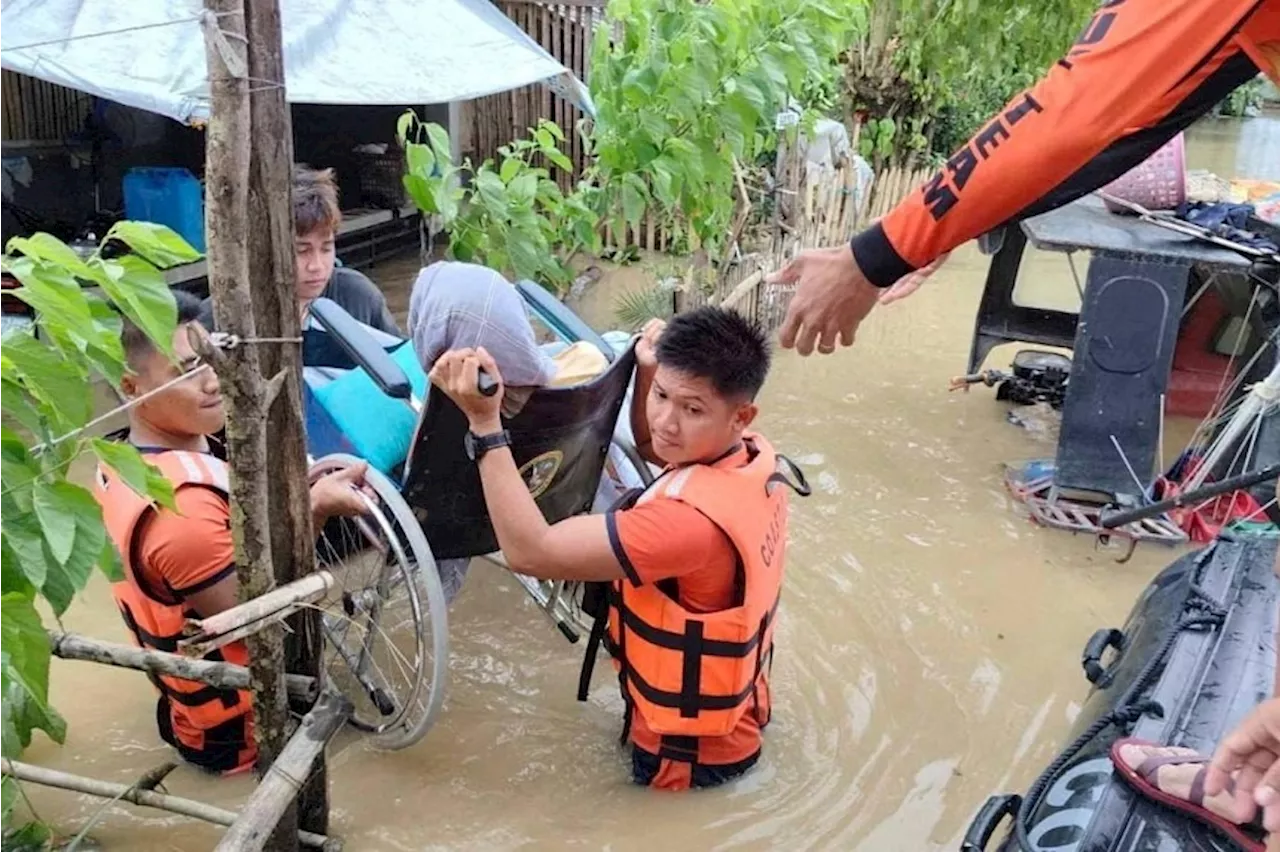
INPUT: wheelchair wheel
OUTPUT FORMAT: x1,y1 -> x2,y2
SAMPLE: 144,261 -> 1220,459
310,454 -> 450,751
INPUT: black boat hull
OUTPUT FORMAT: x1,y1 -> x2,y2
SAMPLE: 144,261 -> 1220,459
963,533 -> 1279,852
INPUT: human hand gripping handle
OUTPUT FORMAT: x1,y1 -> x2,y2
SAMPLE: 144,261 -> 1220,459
428,347 -> 506,432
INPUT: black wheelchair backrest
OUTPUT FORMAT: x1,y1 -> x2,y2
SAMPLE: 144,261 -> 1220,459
307,297 -> 412,399
401,344 -> 638,560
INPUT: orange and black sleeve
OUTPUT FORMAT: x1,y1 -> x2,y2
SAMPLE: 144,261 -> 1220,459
851,0 -> 1276,288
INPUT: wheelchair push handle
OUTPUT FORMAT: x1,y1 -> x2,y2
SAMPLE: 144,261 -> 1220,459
477,367 -> 500,397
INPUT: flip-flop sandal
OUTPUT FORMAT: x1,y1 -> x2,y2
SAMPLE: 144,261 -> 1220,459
1110,737 -> 1267,852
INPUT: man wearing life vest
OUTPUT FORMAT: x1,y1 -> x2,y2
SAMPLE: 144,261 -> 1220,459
428,306 -> 809,791
95,290 -> 369,775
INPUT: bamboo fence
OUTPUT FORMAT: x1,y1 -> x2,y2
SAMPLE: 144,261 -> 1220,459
462,0 -> 606,190
674,156 -> 934,332
2,70 -> 90,143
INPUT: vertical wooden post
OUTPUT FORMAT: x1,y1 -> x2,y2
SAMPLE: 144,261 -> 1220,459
204,1 -> 327,848
241,0 -> 329,843
201,4 -> 296,850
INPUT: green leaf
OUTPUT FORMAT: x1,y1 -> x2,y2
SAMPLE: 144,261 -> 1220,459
396,109 -> 416,146
40,553 -> 75,618
2,257 -> 100,346
90,439 -> 177,511
541,121 -> 566,142
535,127 -> 555,150
403,173 -> 438,215
425,123 -> 453,166
650,156 -> 677,207
1,818 -> 53,850
89,254 -> 177,361
98,538 -> 125,583
474,170 -> 508,215
1,538 -> 35,598
508,173 -> 539,206
499,157 -> 522,184
38,482 -> 103,612
103,221 -> 201,268
621,182 -> 647,229
0,377 -> 45,439
0,592 -> 64,752
404,141 -> 436,178
2,334 -> 91,431
432,176 -> 461,222
5,234 -> 92,279
545,149 -> 574,173
31,482 -> 76,566
3,514 -> 50,590
736,77 -> 767,113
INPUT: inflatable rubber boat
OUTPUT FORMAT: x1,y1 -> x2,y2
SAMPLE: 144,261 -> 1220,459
961,529 -> 1278,852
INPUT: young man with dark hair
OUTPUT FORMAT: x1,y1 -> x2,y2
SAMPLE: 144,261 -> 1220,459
97,288 -> 369,775
199,165 -> 399,335
428,306 -> 806,791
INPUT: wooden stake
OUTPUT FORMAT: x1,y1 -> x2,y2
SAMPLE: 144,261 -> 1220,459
214,691 -> 352,852
0,759 -> 338,851
49,632 -> 317,703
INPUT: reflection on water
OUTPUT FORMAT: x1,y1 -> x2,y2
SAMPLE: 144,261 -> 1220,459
21,116 -> 1276,850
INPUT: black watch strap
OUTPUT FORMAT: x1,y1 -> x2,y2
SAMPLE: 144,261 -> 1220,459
465,428 -> 511,461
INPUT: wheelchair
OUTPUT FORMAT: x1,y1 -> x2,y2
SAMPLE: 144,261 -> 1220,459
298,280 -> 655,751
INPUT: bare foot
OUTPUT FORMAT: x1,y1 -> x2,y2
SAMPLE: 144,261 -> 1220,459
1116,742 -> 1259,825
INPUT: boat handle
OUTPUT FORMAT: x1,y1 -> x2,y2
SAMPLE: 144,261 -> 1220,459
1081,627 -> 1125,686
960,794 -> 1022,851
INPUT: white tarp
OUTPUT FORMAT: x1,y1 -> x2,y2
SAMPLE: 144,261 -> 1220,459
0,0 -> 594,125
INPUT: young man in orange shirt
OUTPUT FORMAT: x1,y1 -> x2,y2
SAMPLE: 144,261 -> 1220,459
429,307 -> 807,791
96,289 -> 369,774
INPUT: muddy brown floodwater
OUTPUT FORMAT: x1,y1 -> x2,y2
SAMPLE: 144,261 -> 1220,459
21,114 -> 1279,851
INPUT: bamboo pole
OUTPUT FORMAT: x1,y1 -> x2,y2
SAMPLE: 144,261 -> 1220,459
214,691 -> 353,852
717,271 -> 765,313
49,632 -> 317,703
181,571 -> 334,652
0,759 -> 338,851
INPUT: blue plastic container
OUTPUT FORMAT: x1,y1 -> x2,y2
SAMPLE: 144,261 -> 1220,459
121,168 -> 206,253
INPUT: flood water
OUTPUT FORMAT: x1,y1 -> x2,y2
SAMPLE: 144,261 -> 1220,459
20,114 -> 1280,850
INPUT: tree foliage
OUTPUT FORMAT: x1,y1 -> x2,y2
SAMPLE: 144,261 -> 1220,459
843,0 -> 1097,165
399,0 -> 864,283
0,224 -> 195,829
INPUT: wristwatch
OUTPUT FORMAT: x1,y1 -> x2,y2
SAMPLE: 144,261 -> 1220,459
464,428 -> 511,462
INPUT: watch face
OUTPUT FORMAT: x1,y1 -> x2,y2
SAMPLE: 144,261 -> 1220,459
464,430 -> 477,461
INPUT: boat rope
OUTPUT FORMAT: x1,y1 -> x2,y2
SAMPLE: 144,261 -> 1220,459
1012,546 -> 1228,849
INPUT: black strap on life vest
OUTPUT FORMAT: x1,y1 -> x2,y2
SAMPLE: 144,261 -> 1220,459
119,603 -> 241,711
604,585 -> 780,718
577,486 -> 647,705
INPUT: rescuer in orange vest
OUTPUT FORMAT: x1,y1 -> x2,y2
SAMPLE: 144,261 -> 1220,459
94,289 -> 370,775
428,306 -> 809,791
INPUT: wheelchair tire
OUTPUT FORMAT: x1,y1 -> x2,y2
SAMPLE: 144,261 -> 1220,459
311,454 -> 450,751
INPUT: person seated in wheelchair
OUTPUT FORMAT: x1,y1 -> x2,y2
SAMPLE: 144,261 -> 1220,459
92,289 -> 372,776
310,259 -> 645,603
198,164 -> 399,338
429,306 -> 806,792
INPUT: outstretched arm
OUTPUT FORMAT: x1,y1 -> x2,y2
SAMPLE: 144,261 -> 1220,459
855,0 -> 1266,287
772,0 -> 1270,356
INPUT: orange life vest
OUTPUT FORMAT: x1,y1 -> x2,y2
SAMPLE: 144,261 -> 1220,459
94,447 -> 256,775
581,433 -> 808,759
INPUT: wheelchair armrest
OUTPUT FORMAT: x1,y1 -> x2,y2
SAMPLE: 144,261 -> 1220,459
514,279 -> 615,363
308,297 -> 413,400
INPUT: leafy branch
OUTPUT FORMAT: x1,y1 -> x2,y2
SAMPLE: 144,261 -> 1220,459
1,225 -> 195,833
